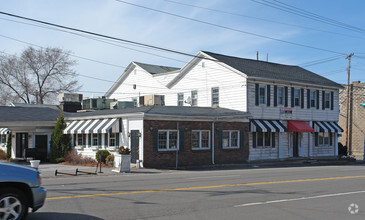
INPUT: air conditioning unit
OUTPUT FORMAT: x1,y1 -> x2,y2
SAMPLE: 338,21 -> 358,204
110,101 -> 135,109
139,95 -> 165,106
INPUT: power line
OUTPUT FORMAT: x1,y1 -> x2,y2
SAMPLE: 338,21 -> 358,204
161,0 -> 365,40
115,0 -> 346,55
299,55 -> 344,67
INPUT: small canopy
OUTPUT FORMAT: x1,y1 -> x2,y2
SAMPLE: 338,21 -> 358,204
287,121 -> 314,132
313,121 -> 343,133
0,128 -> 9,134
63,118 -> 120,134
250,119 -> 287,132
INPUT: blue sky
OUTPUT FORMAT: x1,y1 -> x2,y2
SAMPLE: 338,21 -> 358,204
1,0 -> 365,99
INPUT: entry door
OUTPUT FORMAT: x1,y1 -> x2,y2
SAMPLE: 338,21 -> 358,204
130,130 -> 140,163
35,135 -> 48,161
293,132 -> 299,157
16,133 -> 28,158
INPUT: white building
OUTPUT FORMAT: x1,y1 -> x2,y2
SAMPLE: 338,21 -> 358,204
105,51 -> 343,161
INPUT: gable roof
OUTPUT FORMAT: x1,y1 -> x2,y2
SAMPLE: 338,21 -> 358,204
65,106 -> 250,120
105,61 -> 180,97
202,51 -> 342,88
0,106 -> 62,122
134,62 -> 180,75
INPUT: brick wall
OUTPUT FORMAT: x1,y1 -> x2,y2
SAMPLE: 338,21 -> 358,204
143,120 -> 249,168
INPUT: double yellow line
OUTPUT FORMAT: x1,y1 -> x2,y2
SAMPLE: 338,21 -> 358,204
46,175 -> 365,200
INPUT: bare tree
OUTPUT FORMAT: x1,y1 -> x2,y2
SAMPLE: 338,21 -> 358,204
0,47 -> 80,104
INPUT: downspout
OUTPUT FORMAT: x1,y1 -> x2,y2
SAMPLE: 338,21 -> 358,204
212,120 -> 216,165
176,122 -> 179,169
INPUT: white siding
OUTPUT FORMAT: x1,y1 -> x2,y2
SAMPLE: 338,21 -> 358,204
165,59 -> 247,111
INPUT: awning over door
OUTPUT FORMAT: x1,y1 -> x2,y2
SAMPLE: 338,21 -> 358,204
250,119 -> 287,132
313,121 -> 343,132
0,128 -> 9,134
287,121 -> 314,132
63,118 -> 120,134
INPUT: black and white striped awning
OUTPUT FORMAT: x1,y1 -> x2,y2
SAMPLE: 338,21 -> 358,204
0,128 -> 9,134
63,118 -> 120,134
250,120 -> 287,132
313,121 -> 343,132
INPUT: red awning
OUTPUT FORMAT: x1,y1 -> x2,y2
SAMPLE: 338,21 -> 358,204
287,121 -> 314,132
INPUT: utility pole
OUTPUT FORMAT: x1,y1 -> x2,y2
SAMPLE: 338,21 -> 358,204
345,53 -> 354,155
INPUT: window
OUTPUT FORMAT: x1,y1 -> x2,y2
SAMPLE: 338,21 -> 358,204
316,132 -> 330,146
132,98 -> 137,107
1,135 -> 6,143
77,134 -> 83,146
310,91 -> 316,107
211,87 -> 219,106
191,90 -> 198,106
277,87 -> 284,105
158,130 -> 178,150
192,130 -> 210,149
259,86 -> 266,104
109,133 -> 116,146
177,93 -> 184,106
294,89 -> 300,106
222,131 -> 239,148
256,132 -> 272,147
92,133 -> 98,146
325,92 -> 330,108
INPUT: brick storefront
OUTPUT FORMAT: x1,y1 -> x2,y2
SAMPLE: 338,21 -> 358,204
143,120 -> 249,168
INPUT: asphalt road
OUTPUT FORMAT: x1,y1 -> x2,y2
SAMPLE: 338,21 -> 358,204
28,165 -> 365,220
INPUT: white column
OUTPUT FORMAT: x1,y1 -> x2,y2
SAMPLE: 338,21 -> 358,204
309,121 -> 313,157
334,133 -> 338,156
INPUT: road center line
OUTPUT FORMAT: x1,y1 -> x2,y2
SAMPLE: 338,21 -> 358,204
188,174 -> 241,180
234,190 -> 365,207
46,175 -> 365,201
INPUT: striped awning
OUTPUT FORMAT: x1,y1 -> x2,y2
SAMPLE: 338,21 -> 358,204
64,118 -> 120,134
313,121 -> 343,132
250,120 -> 287,132
0,128 -> 9,134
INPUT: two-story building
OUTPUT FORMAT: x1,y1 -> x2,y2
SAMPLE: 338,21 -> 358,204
106,51 -> 344,161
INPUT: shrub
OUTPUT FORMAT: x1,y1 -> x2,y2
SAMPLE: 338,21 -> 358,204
0,149 -> 6,160
105,154 -> 114,166
338,142 -> 347,157
64,151 -> 96,165
118,146 -> 131,155
50,114 -> 71,162
96,150 -> 111,164
55,157 -> 65,163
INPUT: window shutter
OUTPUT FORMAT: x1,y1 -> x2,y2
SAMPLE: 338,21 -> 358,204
253,132 -> 257,148
301,88 -> 304,108
255,84 -> 259,106
104,133 -> 108,147
179,130 -> 184,151
240,130 -> 244,149
316,90 -> 320,109
307,89 -> 310,109
291,87 -> 294,107
218,130 -> 223,149
73,134 -> 76,146
267,85 -> 271,106
315,133 -> 318,146
274,85 -> 278,107
322,91 -> 325,110
331,91 -> 334,110
272,132 -> 276,148
329,133 -> 333,146
116,133 -> 119,147
98,133 -> 101,148
284,86 -> 288,107
85,134 -> 88,147
152,129 -> 158,152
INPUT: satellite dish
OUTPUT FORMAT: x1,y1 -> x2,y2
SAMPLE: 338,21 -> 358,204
185,96 -> 192,105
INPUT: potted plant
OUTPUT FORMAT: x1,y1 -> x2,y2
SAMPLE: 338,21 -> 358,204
113,146 -> 131,173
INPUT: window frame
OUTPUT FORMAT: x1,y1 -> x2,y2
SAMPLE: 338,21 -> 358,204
316,132 -> 331,147
259,86 -> 266,105
325,92 -> 330,108
256,132 -> 272,147
222,130 -> 240,149
177,93 -> 184,106
277,87 -> 284,106
294,89 -> 300,106
92,133 -> 98,146
0,135 -> 6,144
109,133 -> 116,147
77,134 -> 83,146
191,90 -> 198,106
158,130 -> 178,151
211,87 -> 219,106
310,91 -> 316,107
191,130 -> 211,150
